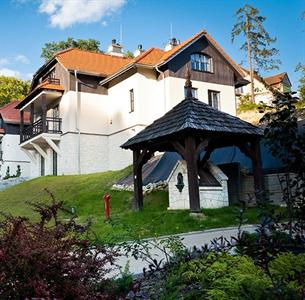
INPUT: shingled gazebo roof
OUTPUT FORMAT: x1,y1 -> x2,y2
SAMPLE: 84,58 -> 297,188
121,97 -> 263,150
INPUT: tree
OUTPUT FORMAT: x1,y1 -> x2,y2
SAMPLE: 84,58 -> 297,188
296,63 -> 305,102
124,50 -> 135,59
0,76 -> 30,107
41,37 -> 102,62
232,4 -> 281,102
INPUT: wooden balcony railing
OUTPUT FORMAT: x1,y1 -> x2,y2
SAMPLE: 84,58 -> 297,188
42,77 -> 60,85
20,117 -> 62,143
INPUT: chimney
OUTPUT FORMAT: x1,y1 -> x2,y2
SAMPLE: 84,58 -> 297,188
164,37 -> 179,51
134,44 -> 145,57
107,38 -> 123,57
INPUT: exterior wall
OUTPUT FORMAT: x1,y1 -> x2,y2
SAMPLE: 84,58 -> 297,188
237,75 -> 275,104
168,160 -> 229,209
59,132 -> 109,175
166,77 -> 237,116
0,134 -> 30,178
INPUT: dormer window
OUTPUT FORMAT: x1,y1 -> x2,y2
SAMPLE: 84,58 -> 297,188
191,53 -> 213,72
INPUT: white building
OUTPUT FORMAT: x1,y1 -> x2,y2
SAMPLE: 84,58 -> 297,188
236,68 -> 292,104
16,30 -> 247,177
0,101 -> 31,178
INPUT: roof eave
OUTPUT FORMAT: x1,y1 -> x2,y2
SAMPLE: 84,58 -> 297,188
156,33 -> 205,67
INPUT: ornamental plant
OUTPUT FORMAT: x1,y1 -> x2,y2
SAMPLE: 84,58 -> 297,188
0,192 -> 118,299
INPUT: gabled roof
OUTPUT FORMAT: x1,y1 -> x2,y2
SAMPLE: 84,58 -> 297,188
0,101 -> 30,124
101,30 -> 245,85
264,72 -> 291,86
56,48 -> 133,77
122,96 -> 263,150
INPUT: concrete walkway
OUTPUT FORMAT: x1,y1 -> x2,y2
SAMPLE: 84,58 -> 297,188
113,224 -> 256,276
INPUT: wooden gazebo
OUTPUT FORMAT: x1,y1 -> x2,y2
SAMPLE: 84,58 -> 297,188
121,77 -> 264,213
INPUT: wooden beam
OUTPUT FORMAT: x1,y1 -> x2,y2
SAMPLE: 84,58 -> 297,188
172,140 -> 186,158
132,148 -> 154,211
196,137 -> 211,156
41,94 -> 47,133
184,136 -> 201,213
251,140 -> 265,203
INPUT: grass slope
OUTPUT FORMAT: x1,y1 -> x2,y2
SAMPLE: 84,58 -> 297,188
0,167 -> 264,241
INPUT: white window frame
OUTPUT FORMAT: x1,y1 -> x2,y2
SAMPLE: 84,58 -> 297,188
208,90 -> 220,110
129,89 -> 135,113
191,53 -> 213,72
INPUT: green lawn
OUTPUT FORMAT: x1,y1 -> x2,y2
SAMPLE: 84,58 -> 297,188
0,167 -> 278,242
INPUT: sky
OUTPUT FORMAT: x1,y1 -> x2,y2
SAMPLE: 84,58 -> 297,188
0,0 -> 304,89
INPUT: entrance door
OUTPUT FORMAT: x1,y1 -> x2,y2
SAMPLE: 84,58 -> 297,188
40,156 -> 45,176
52,150 -> 57,176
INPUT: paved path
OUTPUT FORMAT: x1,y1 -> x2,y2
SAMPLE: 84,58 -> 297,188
112,225 -> 256,276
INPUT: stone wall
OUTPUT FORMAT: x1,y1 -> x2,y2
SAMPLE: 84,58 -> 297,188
168,160 -> 229,210
0,177 -> 28,191
240,173 -> 294,204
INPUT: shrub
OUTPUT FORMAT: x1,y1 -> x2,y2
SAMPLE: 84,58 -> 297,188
0,195 -> 118,299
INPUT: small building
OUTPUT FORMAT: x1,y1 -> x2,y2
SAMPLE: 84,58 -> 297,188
168,160 -> 228,209
236,69 -> 292,104
0,101 -> 30,179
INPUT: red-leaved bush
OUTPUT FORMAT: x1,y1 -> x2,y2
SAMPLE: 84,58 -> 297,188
0,193 -> 118,299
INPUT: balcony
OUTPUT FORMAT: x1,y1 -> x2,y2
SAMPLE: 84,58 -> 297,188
21,117 -> 62,143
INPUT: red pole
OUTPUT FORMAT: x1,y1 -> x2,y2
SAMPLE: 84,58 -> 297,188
103,193 -> 111,220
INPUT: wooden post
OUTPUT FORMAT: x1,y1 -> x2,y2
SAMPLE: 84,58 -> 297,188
133,150 -> 143,211
184,136 -> 201,213
20,110 -> 24,143
30,103 -> 34,124
41,94 -> 47,133
251,139 -> 265,203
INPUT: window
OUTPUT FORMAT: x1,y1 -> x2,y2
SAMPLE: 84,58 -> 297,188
235,86 -> 244,95
184,87 -> 198,98
129,89 -> 134,112
191,53 -> 213,72
208,90 -> 220,110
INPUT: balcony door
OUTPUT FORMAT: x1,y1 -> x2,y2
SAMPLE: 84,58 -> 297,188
52,105 -> 60,132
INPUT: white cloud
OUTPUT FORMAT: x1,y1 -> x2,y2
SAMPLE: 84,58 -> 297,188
0,58 -> 9,66
101,20 -> 108,27
39,0 -> 127,29
14,54 -> 30,64
0,68 -> 21,78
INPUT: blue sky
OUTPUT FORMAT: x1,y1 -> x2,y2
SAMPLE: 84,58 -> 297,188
0,0 -> 304,89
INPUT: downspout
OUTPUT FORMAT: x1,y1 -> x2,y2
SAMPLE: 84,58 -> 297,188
74,70 -> 81,175
155,66 -> 166,113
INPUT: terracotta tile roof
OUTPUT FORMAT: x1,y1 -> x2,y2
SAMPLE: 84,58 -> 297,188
135,48 -> 165,65
159,30 -> 205,63
103,30 -> 245,83
0,101 -> 30,124
56,48 -> 133,76
264,73 -> 287,86
16,80 -> 65,109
